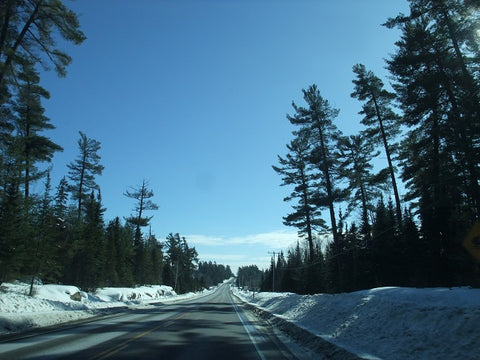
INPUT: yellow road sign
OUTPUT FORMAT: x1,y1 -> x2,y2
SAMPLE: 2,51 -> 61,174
463,222 -> 480,262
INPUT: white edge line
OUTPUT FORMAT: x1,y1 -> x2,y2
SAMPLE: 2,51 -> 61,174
230,295 -> 266,360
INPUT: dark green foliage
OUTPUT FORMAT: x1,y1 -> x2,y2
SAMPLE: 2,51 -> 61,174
386,0 -> 479,286
104,218 -> 135,287
144,232 -> 164,285
286,84 -> 346,247
124,179 -> 159,284
273,134 -> 326,261
12,62 -> 62,203
351,63 -> 402,223
195,261 -> 233,288
27,173 -> 62,293
271,0 -> 480,294
163,233 -> 199,293
0,174 -> 23,282
236,265 -> 263,290
67,132 -> 104,221
0,0 -> 86,88
0,2 -> 202,293
337,134 -> 388,243
71,191 -> 106,291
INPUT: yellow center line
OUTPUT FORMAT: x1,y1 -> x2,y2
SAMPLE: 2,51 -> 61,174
90,311 -> 191,360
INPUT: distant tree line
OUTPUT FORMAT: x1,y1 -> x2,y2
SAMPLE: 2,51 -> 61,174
268,0 -> 480,294
0,1 -> 233,294
236,265 -> 263,290
195,261 -> 233,289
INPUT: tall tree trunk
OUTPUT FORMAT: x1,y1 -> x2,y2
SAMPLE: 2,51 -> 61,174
314,118 -> 338,243
371,92 -> 402,224
300,168 -> 314,261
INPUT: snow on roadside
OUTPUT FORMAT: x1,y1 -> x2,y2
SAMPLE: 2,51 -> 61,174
0,281 -> 209,334
233,286 -> 480,360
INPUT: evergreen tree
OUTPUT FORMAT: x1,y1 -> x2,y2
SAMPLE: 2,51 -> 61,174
73,191 -> 105,291
105,217 -> 134,287
12,61 -> 62,205
370,198 -> 402,286
351,63 -> 402,224
273,134 -> 325,262
0,0 -> 86,89
124,179 -> 158,284
337,134 -> 389,244
54,176 -> 69,222
144,231 -> 163,285
281,242 -> 306,294
52,176 -> 71,279
67,131 -> 104,221
28,172 -> 60,293
0,171 -> 22,283
287,84 -> 345,245
386,1 -> 479,285
196,261 -> 233,288
164,233 -> 198,293
104,219 -> 120,287
236,265 -> 263,290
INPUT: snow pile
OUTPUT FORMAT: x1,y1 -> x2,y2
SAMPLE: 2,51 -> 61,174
233,286 -> 480,360
94,285 -> 176,303
0,281 -> 206,334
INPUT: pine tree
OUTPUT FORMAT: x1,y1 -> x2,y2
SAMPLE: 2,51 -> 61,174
124,179 -> 158,284
287,84 -> 345,245
12,61 -> 62,205
370,198 -> 402,286
164,233 -> 198,293
28,172 -> 60,294
74,191 -> 105,291
236,265 -> 263,290
351,64 -> 402,224
105,217 -> 134,287
0,0 -> 86,89
67,131 -> 104,221
281,242 -> 306,294
0,171 -> 22,283
337,134 -> 389,245
273,134 -> 325,262
385,1 -> 479,285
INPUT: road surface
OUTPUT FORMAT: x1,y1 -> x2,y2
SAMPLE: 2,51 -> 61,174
0,283 -> 297,359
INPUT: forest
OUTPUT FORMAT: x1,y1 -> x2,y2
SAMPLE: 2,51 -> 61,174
259,0 -> 480,294
0,0 -> 233,294
1,1 -> 480,296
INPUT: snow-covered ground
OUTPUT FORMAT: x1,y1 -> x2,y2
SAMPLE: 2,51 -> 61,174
0,281 -> 210,334
233,286 -> 480,360
1,281 -> 478,359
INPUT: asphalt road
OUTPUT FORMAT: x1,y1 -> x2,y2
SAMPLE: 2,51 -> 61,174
0,283 -> 297,359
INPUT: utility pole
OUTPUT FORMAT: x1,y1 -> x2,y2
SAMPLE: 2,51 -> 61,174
268,251 -> 277,292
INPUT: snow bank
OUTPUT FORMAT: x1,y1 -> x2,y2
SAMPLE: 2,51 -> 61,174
0,281 -> 205,334
233,286 -> 480,360
94,285 -> 176,303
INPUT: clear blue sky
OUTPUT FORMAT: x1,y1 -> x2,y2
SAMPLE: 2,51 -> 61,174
40,0 -> 409,273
